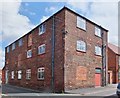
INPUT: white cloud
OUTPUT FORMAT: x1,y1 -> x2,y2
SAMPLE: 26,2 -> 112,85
67,1 -> 90,14
45,6 -> 61,15
89,2 -> 118,45
45,6 -> 56,13
67,2 -> 118,46
40,6 -> 61,23
40,16 -> 49,23
41,6 -> 62,23
1,0 -> 35,44
0,0 -> 35,68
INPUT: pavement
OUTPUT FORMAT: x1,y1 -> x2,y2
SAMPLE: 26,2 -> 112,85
1,84 -> 118,97
65,84 -> 117,96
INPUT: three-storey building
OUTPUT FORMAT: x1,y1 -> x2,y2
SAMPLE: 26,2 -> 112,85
2,7 -> 108,92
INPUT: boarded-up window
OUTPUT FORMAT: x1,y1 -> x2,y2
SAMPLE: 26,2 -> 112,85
28,34 -> 32,46
18,54 -> 22,67
76,66 -> 87,81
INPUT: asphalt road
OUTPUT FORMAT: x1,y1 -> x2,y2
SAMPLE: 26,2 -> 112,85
2,84 -> 40,94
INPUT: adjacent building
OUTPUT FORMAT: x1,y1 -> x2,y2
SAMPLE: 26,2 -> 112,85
108,43 -> 120,84
2,7 -> 108,92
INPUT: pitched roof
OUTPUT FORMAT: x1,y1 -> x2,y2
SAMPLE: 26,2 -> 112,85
108,43 -> 120,55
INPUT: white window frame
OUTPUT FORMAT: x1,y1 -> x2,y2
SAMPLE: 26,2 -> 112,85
39,24 -> 46,35
77,16 -> 86,30
27,50 -> 32,58
38,44 -> 45,54
37,67 -> 45,80
19,39 -> 23,46
77,40 -> 86,52
95,46 -> 102,56
11,71 -> 14,79
7,46 -> 9,53
18,70 -> 22,80
12,43 -> 15,50
26,69 -> 31,80
95,26 -> 101,37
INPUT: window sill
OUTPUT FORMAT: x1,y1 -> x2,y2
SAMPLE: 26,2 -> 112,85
76,49 -> 86,53
95,54 -> 102,57
38,52 -> 46,55
95,34 -> 102,39
26,79 -> 31,80
37,79 -> 44,81
12,49 -> 15,51
39,32 -> 45,36
76,26 -> 86,32
27,57 -> 32,59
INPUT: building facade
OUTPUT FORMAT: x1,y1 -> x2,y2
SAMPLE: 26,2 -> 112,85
108,43 -> 120,84
3,7 -> 108,92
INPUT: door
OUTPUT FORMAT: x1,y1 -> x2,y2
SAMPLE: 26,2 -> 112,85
95,68 -> 101,86
108,73 -> 110,84
5,70 -> 9,84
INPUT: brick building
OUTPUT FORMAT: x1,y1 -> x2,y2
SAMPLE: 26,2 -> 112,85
3,7 -> 108,92
108,43 -> 120,84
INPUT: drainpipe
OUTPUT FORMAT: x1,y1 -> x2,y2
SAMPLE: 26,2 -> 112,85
101,30 -> 106,87
51,16 -> 55,92
101,31 -> 104,87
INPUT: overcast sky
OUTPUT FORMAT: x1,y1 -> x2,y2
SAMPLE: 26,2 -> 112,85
0,0 -> 118,69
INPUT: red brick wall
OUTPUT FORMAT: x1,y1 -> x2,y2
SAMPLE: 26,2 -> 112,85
3,7 -> 108,92
108,47 -> 117,83
4,9 -> 65,92
64,9 -> 108,90
2,68 -> 5,84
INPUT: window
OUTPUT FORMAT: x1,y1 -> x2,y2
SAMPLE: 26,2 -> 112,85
19,39 -> 23,46
27,50 -> 32,58
95,68 -> 101,73
37,67 -> 44,80
77,16 -> 86,30
95,46 -> 102,56
12,43 -> 15,50
26,69 -> 31,80
39,24 -> 46,35
18,70 -> 22,79
38,44 -> 45,54
95,26 -> 101,37
7,46 -> 9,53
77,40 -> 86,52
11,71 -> 14,79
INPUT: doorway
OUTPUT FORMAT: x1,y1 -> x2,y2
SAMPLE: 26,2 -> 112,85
95,68 -> 101,86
